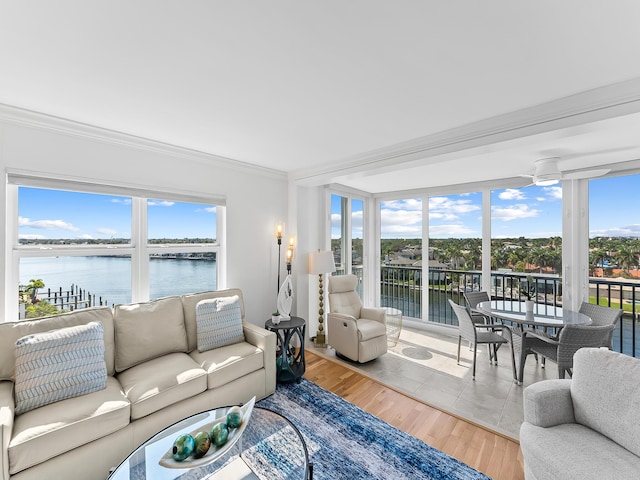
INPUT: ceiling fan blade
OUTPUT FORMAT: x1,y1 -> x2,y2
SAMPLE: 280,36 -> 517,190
562,168 -> 611,180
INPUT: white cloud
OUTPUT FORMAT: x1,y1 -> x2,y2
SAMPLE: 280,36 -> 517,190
498,188 -> 526,200
543,186 -> 562,200
429,196 -> 480,219
79,234 -> 94,239
429,224 -> 477,237
379,208 -> 423,238
382,199 -> 422,211
19,216 -> 79,231
18,234 -> 46,240
591,224 -> 640,238
96,228 -> 117,236
111,198 -> 132,205
148,200 -> 175,207
491,204 -> 540,221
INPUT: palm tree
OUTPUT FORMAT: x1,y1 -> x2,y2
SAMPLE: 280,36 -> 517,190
616,247 -> 638,274
590,248 -> 608,277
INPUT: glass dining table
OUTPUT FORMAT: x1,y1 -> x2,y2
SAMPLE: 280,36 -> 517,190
475,300 -> 592,330
474,300 -> 592,383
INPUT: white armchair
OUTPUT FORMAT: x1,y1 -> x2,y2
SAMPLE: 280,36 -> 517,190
327,275 -> 387,363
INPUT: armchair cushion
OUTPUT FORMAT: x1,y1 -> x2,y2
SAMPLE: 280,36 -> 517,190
357,319 -> 387,341
571,348 -> 640,457
520,422 -> 640,480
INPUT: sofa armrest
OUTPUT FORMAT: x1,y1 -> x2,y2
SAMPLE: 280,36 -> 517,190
360,307 -> 386,324
523,379 -> 574,428
242,322 -> 276,395
0,381 -> 14,480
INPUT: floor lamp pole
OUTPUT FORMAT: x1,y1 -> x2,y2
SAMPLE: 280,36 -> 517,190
276,236 -> 282,297
316,272 -> 326,347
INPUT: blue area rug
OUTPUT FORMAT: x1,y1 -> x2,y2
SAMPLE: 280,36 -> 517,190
257,379 -> 491,480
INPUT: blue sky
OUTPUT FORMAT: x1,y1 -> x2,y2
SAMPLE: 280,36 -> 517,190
332,174 -> 640,239
18,187 -> 217,240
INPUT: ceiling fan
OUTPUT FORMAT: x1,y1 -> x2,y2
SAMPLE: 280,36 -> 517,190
520,157 -> 611,186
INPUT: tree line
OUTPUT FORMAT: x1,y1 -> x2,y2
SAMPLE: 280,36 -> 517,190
379,237 -> 640,278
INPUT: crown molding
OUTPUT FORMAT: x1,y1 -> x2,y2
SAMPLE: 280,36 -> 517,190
0,103 -> 287,180
292,77 -> 640,186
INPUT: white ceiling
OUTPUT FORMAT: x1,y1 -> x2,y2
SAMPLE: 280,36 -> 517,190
2,1 -> 640,193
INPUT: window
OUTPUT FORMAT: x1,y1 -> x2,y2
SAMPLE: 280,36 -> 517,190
147,199 -> 218,299
13,179 -> 223,320
588,173 -> 640,355
330,193 -> 367,300
491,185 -> 562,310
428,192 -> 482,325
380,198 -> 422,318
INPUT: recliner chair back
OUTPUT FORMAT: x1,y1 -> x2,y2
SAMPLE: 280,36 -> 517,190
328,274 -> 362,318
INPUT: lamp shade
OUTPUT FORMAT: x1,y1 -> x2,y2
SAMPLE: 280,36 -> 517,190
308,250 -> 336,275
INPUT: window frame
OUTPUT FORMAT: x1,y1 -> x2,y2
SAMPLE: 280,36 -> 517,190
8,174 -> 225,320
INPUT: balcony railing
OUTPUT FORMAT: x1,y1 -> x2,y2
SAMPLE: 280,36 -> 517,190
380,265 -> 640,358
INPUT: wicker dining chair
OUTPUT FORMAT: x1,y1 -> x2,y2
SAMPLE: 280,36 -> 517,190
449,300 -> 515,380
463,291 -> 491,325
578,302 -> 623,350
521,323 -> 616,379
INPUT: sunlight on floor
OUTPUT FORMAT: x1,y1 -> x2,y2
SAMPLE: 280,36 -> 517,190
307,324 -> 558,441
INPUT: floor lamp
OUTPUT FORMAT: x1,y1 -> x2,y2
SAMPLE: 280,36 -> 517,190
308,250 -> 336,347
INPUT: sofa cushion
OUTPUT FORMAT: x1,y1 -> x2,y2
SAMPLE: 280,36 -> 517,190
520,422 -> 640,480
0,307 -> 115,380
116,352 -> 207,420
14,322 -> 107,415
196,295 -> 245,352
114,296 -> 187,372
181,289 -> 245,352
190,341 -> 264,389
571,348 -> 640,457
8,376 -> 130,475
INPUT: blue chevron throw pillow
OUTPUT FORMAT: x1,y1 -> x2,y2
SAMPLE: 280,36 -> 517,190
14,321 -> 107,415
196,295 -> 244,352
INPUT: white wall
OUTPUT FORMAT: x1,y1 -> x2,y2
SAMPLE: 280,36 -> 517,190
0,107 -> 291,326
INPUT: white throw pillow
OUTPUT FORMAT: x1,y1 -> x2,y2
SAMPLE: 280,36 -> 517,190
196,295 -> 245,352
14,321 -> 107,415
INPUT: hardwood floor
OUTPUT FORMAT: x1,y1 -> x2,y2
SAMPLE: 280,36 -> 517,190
304,351 -> 525,480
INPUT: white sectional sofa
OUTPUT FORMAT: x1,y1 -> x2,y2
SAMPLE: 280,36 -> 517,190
0,289 -> 276,480
520,348 -> 640,480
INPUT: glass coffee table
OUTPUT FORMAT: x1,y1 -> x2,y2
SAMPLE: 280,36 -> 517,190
108,404 -> 311,480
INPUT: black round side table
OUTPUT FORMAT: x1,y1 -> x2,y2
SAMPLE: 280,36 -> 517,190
265,316 -> 306,384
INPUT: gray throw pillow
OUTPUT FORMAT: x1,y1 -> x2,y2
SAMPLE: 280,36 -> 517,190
14,321 -> 107,415
196,295 -> 245,352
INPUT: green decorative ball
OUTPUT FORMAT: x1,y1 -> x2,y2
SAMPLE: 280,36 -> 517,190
192,431 -> 211,458
226,406 -> 243,429
210,421 -> 229,446
172,434 -> 195,461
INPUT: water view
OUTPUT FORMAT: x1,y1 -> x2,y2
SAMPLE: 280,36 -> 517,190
20,256 -> 217,307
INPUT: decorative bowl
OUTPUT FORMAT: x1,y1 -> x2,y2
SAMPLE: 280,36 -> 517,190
158,396 -> 255,469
